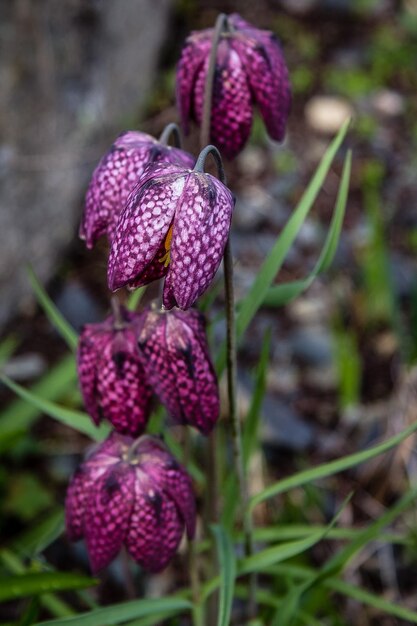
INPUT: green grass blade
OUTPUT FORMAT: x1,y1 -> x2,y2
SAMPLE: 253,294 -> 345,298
216,120 -> 349,372
243,330 -> 271,466
34,597 -> 193,626
27,265 -> 78,351
0,355 -> 77,449
0,572 -> 97,602
241,494 -> 350,575
235,121 -> 349,340
239,530 -> 324,575
250,416 -> 417,511
127,287 -> 146,311
211,525 -> 236,626
0,374 -> 109,441
0,550 -> 74,618
264,149 -> 351,307
12,509 -> 65,558
0,335 -> 19,365
327,578 -> 417,623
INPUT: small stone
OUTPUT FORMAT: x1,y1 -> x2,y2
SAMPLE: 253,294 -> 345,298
2,353 -> 46,381
372,90 -> 405,117
305,96 -> 355,135
290,327 -> 333,366
261,396 -> 315,452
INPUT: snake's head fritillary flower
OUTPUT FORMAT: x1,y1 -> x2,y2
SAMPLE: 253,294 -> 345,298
137,307 -> 219,435
176,13 -> 291,159
107,159 -> 234,310
77,304 -> 152,436
65,432 -> 196,573
80,130 -> 194,248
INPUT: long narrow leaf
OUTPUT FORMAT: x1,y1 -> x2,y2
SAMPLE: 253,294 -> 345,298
211,525 -> 236,626
264,149 -> 351,307
250,416 -> 417,510
0,355 -> 77,449
27,265 -> 78,351
243,330 -> 271,465
12,509 -> 65,558
0,550 -> 74,618
0,572 -> 97,602
0,374 -> 109,441
216,120 -> 349,373
327,578 -> 417,623
34,597 -> 192,626
236,121 -> 349,340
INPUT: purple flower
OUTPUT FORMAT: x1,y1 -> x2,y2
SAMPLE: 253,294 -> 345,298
136,307 -> 219,435
107,161 -> 234,310
80,131 -> 194,248
177,13 -> 291,159
77,306 -> 152,436
66,433 -> 196,573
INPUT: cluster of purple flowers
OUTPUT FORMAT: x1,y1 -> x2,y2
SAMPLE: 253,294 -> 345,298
66,12 -> 290,574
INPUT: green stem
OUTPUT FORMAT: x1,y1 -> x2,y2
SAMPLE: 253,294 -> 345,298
199,12 -> 257,619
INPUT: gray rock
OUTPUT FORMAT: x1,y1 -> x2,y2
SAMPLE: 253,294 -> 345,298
0,0 -> 172,327
261,395 -> 315,452
54,280 -> 103,331
290,326 -> 333,366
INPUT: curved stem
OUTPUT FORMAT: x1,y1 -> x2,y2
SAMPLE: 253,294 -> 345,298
198,12 -> 257,619
200,13 -> 229,148
158,122 -> 182,148
194,145 -> 226,183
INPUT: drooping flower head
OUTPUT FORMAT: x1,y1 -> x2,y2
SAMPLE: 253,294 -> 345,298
80,129 -> 195,248
107,148 -> 234,310
77,304 -> 152,436
137,307 -> 219,435
66,432 -> 196,573
177,13 -> 291,159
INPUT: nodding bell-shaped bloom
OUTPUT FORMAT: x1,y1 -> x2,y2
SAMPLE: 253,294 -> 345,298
77,305 -> 152,436
107,160 -> 234,310
79,130 -> 195,248
137,307 -> 219,435
177,13 -> 291,159
66,432 -> 196,573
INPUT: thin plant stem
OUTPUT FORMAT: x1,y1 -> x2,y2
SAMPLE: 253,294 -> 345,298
199,14 -> 257,618
158,122 -> 181,148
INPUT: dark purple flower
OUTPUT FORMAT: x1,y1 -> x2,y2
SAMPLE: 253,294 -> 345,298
107,161 -> 234,310
80,131 -> 194,248
136,307 -> 219,435
77,306 -> 152,436
66,432 -> 196,573
177,13 -> 291,159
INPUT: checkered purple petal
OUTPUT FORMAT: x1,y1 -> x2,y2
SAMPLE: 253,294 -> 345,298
95,327 -> 152,436
107,162 -> 188,291
80,132 -> 194,248
134,436 -> 196,539
85,463 -> 135,573
65,432 -> 126,541
176,31 -> 212,134
192,39 -> 253,159
125,474 -> 184,572
77,327 -> 107,425
163,172 -> 234,310
137,309 -> 220,435
230,15 -> 291,141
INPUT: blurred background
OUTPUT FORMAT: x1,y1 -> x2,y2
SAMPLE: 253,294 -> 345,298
1,0 -> 417,623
